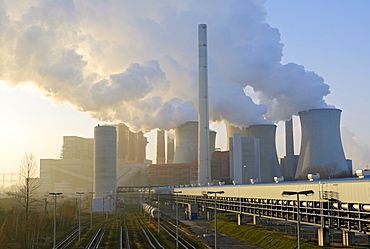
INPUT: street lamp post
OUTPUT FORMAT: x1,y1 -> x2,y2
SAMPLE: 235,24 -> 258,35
106,195 -> 111,220
207,191 -> 225,249
157,191 -> 160,233
102,197 -> 106,220
76,192 -> 84,241
282,190 -> 314,249
174,191 -> 182,248
49,192 -> 62,249
243,165 -> 246,184
89,191 -> 95,228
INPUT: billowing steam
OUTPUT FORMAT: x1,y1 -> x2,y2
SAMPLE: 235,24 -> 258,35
341,127 -> 370,171
0,0 -> 331,131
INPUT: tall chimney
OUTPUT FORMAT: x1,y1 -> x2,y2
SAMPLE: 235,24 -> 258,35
285,119 -> 294,157
156,130 -> 165,164
167,133 -> 174,164
198,24 -> 211,185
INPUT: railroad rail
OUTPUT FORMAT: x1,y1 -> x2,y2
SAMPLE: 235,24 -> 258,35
134,212 -> 166,249
54,228 -> 80,249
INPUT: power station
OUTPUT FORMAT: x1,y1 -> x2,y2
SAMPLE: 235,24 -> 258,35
39,25 -> 354,198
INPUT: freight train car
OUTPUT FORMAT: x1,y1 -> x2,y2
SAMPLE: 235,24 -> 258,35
141,202 -> 160,219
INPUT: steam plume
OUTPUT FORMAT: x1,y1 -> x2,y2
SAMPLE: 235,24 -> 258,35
0,0 -> 331,131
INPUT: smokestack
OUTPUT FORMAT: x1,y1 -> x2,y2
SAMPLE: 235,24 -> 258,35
280,119 -> 298,180
156,130 -> 165,164
116,124 -> 129,162
167,133 -> 174,164
198,24 -> 211,184
127,130 -> 136,162
295,108 -> 349,179
285,119 -> 294,157
94,125 -> 117,198
136,131 -> 146,163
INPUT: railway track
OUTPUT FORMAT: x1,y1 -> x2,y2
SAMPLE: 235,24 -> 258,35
122,216 -> 131,249
54,206 -> 208,249
54,227 -> 80,249
85,219 -> 120,248
134,212 -> 166,249
159,220 -> 197,249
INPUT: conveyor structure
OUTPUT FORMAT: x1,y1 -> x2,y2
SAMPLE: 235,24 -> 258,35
171,177 -> 370,247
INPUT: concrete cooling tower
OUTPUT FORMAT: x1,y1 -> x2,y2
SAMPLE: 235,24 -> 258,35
173,122 -> 198,163
226,125 -> 248,150
246,124 -> 282,182
173,121 -> 216,167
94,125 -> 117,198
295,108 -> 349,179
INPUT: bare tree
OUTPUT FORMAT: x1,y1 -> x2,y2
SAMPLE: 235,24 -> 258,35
0,220 -> 8,247
8,153 -> 41,249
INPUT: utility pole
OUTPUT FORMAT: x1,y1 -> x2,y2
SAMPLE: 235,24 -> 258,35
49,192 -> 62,249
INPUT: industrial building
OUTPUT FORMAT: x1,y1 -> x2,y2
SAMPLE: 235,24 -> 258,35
230,134 -> 260,184
227,124 -> 282,183
210,150 -> 230,184
146,162 -> 198,186
146,150 -> 230,186
39,106 -> 355,197
39,123 -> 149,195
39,136 -> 94,195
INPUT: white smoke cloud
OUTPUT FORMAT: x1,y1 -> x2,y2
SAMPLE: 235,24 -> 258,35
341,126 -> 370,171
0,0 -> 331,131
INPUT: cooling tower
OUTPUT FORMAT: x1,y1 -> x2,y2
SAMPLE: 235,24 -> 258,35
173,122 -> 198,164
226,125 -> 248,150
246,124 -> 282,182
94,125 -> 117,198
295,108 -> 349,179
173,121 -> 216,168
156,130 -> 165,164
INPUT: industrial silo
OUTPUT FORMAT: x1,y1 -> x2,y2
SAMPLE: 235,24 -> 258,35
94,125 -> 117,198
295,108 -> 349,179
246,124 -> 282,182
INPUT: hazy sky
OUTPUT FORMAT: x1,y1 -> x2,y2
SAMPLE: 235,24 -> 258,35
1,0 -> 370,174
